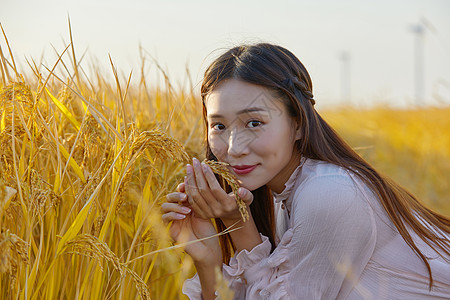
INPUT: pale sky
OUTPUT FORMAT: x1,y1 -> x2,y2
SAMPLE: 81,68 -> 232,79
1,0 -> 450,108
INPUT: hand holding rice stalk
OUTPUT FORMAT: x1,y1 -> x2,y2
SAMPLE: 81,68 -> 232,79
202,159 -> 249,222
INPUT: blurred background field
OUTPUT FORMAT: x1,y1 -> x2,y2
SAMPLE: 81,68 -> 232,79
323,107 -> 450,216
1,21 -> 450,299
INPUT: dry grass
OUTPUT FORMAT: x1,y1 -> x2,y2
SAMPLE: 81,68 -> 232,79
0,29 -> 205,299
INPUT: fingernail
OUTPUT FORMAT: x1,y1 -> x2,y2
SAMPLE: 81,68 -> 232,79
193,157 -> 199,166
186,164 -> 192,174
238,187 -> 245,196
176,213 -> 186,219
181,193 -> 187,200
181,207 -> 191,213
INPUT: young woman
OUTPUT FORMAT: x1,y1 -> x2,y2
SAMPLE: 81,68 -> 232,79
162,43 -> 450,299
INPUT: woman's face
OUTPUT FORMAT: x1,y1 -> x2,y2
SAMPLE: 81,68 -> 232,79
205,78 -> 302,193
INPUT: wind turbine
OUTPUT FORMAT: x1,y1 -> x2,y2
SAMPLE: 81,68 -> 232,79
409,17 -> 436,107
339,51 -> 351,105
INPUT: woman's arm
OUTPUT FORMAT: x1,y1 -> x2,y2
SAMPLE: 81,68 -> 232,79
162,180 -> 223,299
195,262 -> 221,300
221,191 -> 263,253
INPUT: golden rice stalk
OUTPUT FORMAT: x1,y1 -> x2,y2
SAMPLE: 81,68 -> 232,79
203,159 -> 249,222
115,127 -> 189,213
0,156 -> 13,184
0,182 -> 16,216
76,173 -> 101,206
62,234 -> 151,299
0,229 -> 28,290
130,128 -> 189,162
62,234 -> 125,276
90,210 -> 106,237
0,78 -> 34,109
123,267 -> 151,300
0,79 -> 34,123
0,79 -> 35,153
115,161 -> 134,215
30,169 -> 61,217
83,114 -> 103,142
0,229 -> 29,273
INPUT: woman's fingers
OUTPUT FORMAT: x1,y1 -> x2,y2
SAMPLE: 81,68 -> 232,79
200,162 -> 231,204
237,187 -> 254,205
176,182 -> 185,193
166,191 -> 188,203
162,211 -> 187,224
191,158 -> 220,209
161,203 -> 192,225
201,162 -> 242,214
161,202 -> 192,214
185,164 -> 213,218
183,158 -> 245,219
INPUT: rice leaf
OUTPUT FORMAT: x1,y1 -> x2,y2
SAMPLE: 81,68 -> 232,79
57,143 -> 86,183
45,87 -> 81,131
0,110 -> 5,132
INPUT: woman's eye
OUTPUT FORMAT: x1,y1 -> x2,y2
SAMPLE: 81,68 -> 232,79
247,120 -> 262,128
211,123 -> 225,131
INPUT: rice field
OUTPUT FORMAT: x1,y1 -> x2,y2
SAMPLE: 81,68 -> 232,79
323,107 -> 450,216
1,34 -> 449,299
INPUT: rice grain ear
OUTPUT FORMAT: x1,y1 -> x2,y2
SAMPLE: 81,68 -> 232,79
130,128 -> 189,162
0,230 -> 29,274
203,159 -> 249,222
1,185 -> 16,208
61,234 -> 151,299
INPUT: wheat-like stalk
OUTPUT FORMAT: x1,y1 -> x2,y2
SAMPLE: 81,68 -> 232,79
0,229 -> 28,291
130,128 -> 189,162
203,159 -> 249,222
62,234 -> 151,299
62,233 -> 125,276
124,267 -> 152,300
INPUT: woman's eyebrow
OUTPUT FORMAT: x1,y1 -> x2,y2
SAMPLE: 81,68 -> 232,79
208,107 -> 267,119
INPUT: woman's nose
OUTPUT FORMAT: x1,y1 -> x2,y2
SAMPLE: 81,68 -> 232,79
227,128 -> 252,157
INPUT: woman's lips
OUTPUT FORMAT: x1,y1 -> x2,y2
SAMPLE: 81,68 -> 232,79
231,165 -> 258,175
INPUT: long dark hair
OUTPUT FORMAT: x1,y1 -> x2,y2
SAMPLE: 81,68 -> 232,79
200,43 -> 450,287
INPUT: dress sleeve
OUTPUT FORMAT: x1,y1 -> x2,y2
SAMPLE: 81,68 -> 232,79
182,236 -> 272,300
184,173 -> 377,299
264,173 -> 378,299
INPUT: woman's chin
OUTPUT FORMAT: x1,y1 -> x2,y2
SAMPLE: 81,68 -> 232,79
238,181 -> 264,192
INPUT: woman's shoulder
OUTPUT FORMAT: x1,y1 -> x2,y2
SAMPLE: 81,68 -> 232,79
291,158 -> 377,220
297,158 -> 367,195
285,159 -> 378,252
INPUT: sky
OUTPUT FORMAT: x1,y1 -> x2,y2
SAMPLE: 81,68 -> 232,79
1,0 -> 450,108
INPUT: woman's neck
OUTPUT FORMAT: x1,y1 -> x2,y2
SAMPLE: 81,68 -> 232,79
266,151 -> 302,194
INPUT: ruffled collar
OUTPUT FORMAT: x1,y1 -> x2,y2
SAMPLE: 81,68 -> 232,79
272,157 -> 306,205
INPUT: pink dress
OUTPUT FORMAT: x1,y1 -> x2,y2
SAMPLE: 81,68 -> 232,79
183,158 -> 450,299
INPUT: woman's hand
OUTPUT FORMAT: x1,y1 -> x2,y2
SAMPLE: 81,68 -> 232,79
185,157 -> 254,225
162,179 -> 222,266
186,158 -> 263,254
